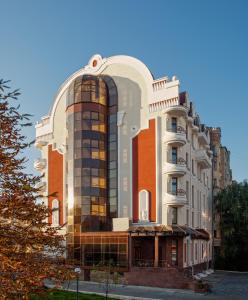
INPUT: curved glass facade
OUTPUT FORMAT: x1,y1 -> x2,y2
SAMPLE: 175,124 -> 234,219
66,75 -> 118,240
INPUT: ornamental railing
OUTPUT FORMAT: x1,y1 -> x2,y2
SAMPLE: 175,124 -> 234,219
168,189 -> 186,197
167,125 -> 186,134
168,157 -> 187,166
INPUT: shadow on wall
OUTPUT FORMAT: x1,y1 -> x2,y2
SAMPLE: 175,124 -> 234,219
110,76 -> 142,220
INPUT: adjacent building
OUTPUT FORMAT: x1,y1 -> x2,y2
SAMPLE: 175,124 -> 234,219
209,127 -> 232,253
35,54 -> 214,287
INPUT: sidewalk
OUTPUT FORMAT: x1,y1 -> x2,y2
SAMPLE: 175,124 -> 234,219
58,280 -> 204,300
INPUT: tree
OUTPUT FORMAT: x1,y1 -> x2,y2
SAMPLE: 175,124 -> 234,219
215,181 -> 248,271
0,80 -> 72,299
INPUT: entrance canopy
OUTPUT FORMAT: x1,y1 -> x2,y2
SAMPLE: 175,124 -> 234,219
128,225 -> 209,240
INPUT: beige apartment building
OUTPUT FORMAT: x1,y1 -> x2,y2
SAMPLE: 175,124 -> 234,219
35,54 -> 216,288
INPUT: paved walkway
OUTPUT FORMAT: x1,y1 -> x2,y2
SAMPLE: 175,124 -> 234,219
52,271 -> 248,300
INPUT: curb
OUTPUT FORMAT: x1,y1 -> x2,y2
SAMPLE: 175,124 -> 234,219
67,288 -> 161,300
215,269 -> 248,274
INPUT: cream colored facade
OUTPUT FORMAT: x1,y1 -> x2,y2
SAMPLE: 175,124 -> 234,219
35,54 -> 213,268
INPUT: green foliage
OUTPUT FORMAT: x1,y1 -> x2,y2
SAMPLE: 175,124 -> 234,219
215,181 -> 248,271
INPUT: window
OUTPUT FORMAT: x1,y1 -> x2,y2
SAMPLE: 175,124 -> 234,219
195,243 -> 198,260
171,207 -> 178,224
186,181 -> 189,200
192,159 -> 195,175
171,240 -> 178,266
186,209 -> 189,225
52,199 -> 59,225
192,211 -> 194,227
172,147 -> 177,164
186,152 -> 189,169
171,117 -> 177,132
139,190 -> 149,221
171,177 -> 178,195
192,185 -> 194,208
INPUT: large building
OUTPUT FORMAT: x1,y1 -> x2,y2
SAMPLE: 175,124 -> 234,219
209,127 -> 232,252
35,54 -> 213,288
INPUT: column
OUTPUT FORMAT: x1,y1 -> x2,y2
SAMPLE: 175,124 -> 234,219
128,235 -> 132,270
154,235 -> 159,267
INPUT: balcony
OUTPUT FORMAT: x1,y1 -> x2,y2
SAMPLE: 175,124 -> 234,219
163,158 -> 187,176
165,189 -> 187,206
34,158 -> 46,172
195,150 -> 211,169
198,132 -> 209,146
35,181 -> 46,193
214,238 -> 221,247
164,105 -> 188,116
163,126 -> 186,146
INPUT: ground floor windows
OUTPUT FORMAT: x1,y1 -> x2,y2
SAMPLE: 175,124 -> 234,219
171,239 -> 178,266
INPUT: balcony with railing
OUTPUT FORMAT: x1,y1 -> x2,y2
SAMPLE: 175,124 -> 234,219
165,189 -> 187,206
195,149 -> 211,169
163,157 -> 187,176
163,126 -> 186,146
35,181 -> 46,193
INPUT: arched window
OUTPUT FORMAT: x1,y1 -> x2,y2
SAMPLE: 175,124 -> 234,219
52,199 -> 59,225
139,190 -> 149,222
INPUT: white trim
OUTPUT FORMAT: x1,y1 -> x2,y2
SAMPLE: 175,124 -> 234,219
43,54 -> 154,136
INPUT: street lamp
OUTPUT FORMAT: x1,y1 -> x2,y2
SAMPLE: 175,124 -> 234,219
74,267 -> 81,300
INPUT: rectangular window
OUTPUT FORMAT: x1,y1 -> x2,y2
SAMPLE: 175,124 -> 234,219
192,212 -> 194,227
171,240 -> 178,266
172,207 -> 178,224
184,243 -> 187,263
186,181 -> 189,200
192,159 -> 194,175
171,117 -> 177,132
192,185 -> 194,208
172,147 -> 177,164
195,243 -> 198,260
186,152 -> 189,169
186,209 -> 189,225
171,177 -> 178,195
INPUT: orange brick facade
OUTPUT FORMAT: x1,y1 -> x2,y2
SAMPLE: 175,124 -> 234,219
132,119 -> 156,222
48,144 -> 64,225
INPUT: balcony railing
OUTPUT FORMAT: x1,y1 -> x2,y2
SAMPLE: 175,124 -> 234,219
167,125 -> 186,134
168,157 -> 186,165
168,189 -> 186,197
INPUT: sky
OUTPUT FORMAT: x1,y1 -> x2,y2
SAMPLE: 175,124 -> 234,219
0,0 -> 248,182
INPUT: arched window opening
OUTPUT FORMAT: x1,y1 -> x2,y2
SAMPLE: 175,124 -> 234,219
139,190 -> 149,222
52,199 -> 59,225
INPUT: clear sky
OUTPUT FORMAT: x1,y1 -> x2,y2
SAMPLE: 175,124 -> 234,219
1,0 -> 248,182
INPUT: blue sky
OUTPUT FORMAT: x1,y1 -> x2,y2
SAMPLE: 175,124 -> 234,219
1,0 -> 247,182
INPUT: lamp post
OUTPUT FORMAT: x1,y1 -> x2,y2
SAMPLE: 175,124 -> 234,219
74,267 -> 81,300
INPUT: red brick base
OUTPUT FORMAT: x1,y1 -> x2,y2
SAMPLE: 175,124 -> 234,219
124,267 -> 192,290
